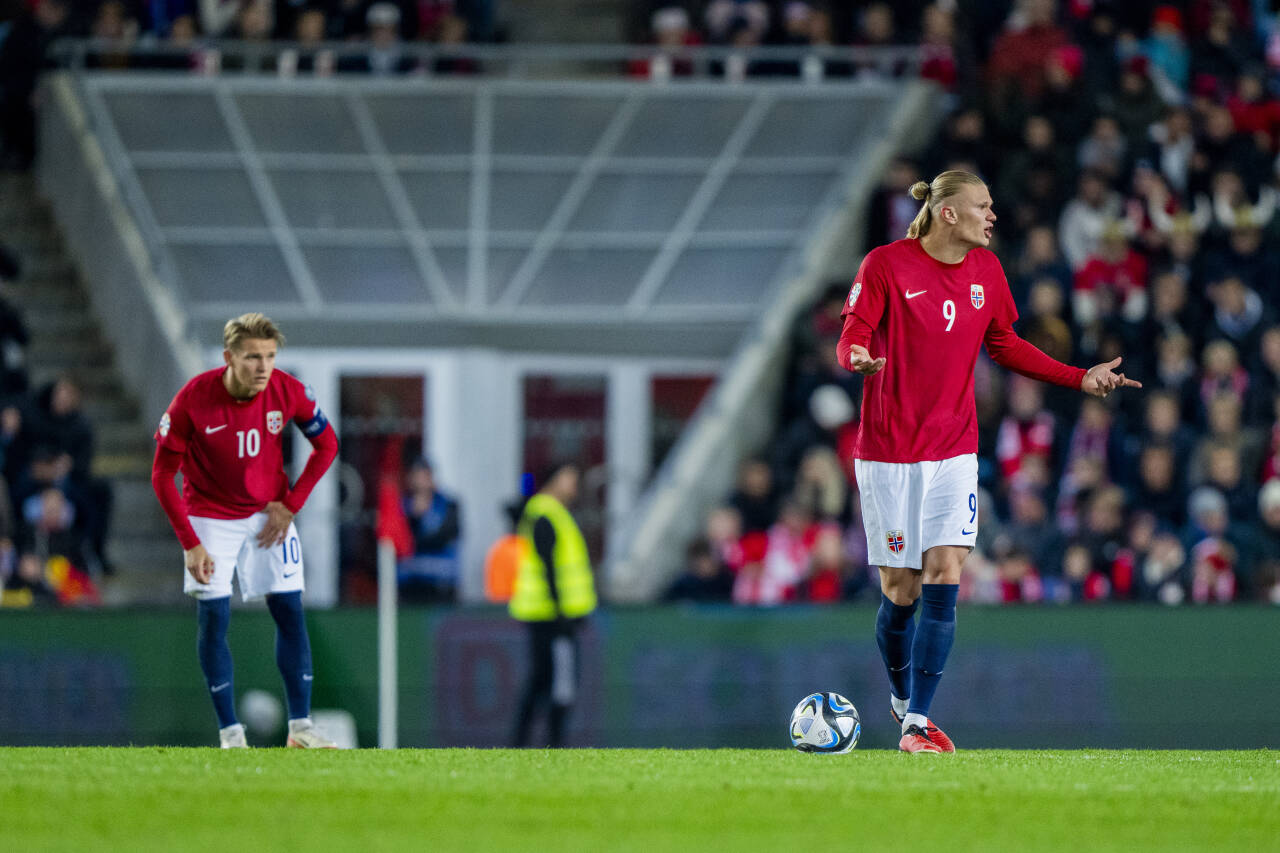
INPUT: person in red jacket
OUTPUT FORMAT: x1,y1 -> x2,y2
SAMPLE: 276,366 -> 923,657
151,312 -> 339,749
837,170 -> 1141,753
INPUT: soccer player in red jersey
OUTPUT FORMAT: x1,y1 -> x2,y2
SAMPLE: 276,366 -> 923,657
151,313 -> 340,748
837,171 -> 1141,753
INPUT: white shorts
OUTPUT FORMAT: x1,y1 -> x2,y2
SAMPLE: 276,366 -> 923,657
184,513 -> 305,601
854,454 -> 978,570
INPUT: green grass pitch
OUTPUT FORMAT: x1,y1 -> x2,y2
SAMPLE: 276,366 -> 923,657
3,748 -> 1277,851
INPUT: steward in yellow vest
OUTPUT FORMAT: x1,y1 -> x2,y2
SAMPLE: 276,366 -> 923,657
510,463 -> 596,747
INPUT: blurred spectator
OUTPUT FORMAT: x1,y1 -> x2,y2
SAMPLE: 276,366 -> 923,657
1002,483 -> 1063,577
1098,57 -> 1168,150
1190,3 -> 1252,93
986,0 -> 1069,104
917,2 -> 957,91
1133,442 -> 1184,528
925,107 -> 995,180
734,497 -> 813,605
1,552 -> 56,608
728,457 -> 777,534
791,445 -> 846,523
997,115 -> 1071,239
1073,220 -> 1147,326
995,375 -> 1057,488
1076,115 -> 1128,182
771,384 -> 854,496
803,524 -> 866,602
665,537 -> 733,602
199,0 -> 239,36
1139,530 -> 1187,604
1182,486 -> 1246,603
337,3 -> 418,74
996,545 -> 1044,604
1060,540 -> 1111,602
1059,170 -> 1125,270
1012,224 -> 1072,304
867,157 -> 923,247
231,0 -> 273,41
705,505 -> 747,571
1251,479 -> 1280,602
1251,326 -> 1280,425
703,0 -> 767,45
1199,339 -> 1250,419
1140,5 -> 1189,91
1147,107 -> 1197,195
396,457 -> 461,602
483,500 -> 521,604
628,7 -> 700,80
0,0 -> 70,169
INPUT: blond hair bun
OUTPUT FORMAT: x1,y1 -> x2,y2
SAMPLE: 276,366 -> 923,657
909,181 -> 931,201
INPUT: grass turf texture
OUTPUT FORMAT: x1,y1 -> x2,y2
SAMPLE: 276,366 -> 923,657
2,748 -> 1277,852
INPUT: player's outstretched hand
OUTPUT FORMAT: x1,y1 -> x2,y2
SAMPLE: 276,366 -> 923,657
257,501 -> 295,548
848,344 -> 887,376
1081,357 -> 1143,399
184,544 -> 215,584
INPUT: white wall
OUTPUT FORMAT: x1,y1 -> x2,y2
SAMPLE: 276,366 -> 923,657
244,346 -> 719,607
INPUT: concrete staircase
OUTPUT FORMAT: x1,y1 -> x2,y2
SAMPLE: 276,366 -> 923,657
0,171 -> 181,606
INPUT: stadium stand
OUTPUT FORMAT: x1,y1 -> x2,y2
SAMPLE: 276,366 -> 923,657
20,0 -> 931,603
7,0 -> 1280,608
672,1 -> 1280,607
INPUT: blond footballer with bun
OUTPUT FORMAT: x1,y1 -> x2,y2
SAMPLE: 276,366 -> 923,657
837,171 -> 1140,753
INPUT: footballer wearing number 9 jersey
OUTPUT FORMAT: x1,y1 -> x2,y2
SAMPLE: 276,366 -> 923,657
838,171 -> 1142,754
151,313 -> 339,748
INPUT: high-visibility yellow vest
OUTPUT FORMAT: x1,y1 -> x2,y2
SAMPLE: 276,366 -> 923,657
509,494 -> 597,621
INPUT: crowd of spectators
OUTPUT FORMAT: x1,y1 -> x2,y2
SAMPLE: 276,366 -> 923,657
669,0 -> 1280,607
0,256 -> 109,607
0,0 -> 496,166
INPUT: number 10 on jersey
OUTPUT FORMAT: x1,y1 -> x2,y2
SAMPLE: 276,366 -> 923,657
237,428 -> 261,458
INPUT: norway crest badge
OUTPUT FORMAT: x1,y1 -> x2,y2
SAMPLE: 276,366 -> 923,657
970,283 -> 985,309
886,529 -> 905,554
848,282 -> 862,309
266,410 -> 284,435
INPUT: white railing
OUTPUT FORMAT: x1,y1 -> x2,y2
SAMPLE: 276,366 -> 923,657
49,38 -> 923,82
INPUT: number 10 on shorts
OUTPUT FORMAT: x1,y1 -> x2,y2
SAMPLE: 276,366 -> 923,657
280,535 -> 300,564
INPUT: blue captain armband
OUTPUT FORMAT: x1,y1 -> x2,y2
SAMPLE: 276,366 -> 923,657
300,407 -> 329,438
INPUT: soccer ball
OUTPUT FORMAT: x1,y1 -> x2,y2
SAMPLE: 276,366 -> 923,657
789,692 -> 860,754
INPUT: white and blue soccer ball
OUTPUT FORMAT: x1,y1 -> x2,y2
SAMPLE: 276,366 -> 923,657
789,692 -> 860,754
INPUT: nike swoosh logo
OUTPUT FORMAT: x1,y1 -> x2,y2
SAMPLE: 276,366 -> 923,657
961,528 -> 974,535
905,290 -> 927,299
210,682 -> 231,693
205,424 -> 228,434
282,571 -> 298,578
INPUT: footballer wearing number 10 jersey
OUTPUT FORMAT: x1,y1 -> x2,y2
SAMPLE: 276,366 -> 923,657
151,313 -> 339,748
837,171 -> 1141,754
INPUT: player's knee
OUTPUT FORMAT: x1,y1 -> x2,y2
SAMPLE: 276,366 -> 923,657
197,596 -> 231,636
878,567 -> 920,605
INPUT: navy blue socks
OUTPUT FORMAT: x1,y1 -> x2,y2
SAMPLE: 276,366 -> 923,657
875,593 -> 919,703
196,596 -> 237,728
907,583 -> 959,719
266,591 -> 314,721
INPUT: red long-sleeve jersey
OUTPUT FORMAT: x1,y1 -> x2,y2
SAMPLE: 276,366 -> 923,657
837,238 -> 1085,463
151,368 -> 338,549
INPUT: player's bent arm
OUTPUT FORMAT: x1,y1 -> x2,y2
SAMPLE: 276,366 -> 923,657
151,444 -> 201,550
836,313 -> 886,375
983,324 -> 1087,389
281,425 -> 339,515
